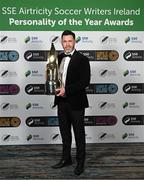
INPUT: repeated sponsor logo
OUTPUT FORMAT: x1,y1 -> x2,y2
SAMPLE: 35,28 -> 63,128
99,69 -> 116,77
122,133 -> 139,140
123,83 -> 144,94
24,36 -> 43,43
0,84 -> 20,95
1,134 -> 11,141
0,70 -> 17,78
76,36 -> 81,43
96,50 -> 119,61
24,36 -> 30,43
25,70 -> 31,77
122,115 -> 144,125
25,103 -> 31,110
25,102 -> 44,110
26,134 -> 44,141
123,69 -> 141,77
24,50 -> 47,61
1,134 -> 19,142
50,133 -> 61,141
26,134 -> 33,141
25,84 -> 45,95
0,102 -> 18,111
125,37 -> 131,43
0,117 -> 21,127
0,70 -> 9,77
49,36 -> 59,43
0,51 -> 19,62
98,101 -> 116,109
123,69 -> 129,77
122,102 -> 128,109
26,116 -> 59,127
84,116 -> 117,126
124,36 -> 142,44
98,132 -> 115,140
25,70 -> 43,77
0,36 -> 8,43
123,50 -> 143,61
86,83 -> 118,94
76,36 -> 93,43
0,35 -> 17,44
122,102 -> 140,109
100,36 -> 117,44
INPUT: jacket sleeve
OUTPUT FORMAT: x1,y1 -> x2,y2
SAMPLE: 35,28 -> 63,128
65,56 -> 91,96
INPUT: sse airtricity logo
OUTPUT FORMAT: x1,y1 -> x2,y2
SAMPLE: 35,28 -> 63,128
125,36 -> 142,44
24,51 -> 47,61
124,50 -> 143,61
123,83 -> 144,94
26,116 -> 59,127
122,115 -> 144,125
24,36 -> 43,43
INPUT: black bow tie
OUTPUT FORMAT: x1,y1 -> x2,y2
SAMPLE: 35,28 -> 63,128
62,54 -> 72,58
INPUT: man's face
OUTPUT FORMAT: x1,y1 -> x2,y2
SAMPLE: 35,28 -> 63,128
61,35 -> 76,54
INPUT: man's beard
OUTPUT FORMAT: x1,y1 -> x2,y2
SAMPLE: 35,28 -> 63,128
65,48 -> 74,54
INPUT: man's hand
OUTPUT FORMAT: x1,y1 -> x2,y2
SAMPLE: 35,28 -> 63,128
55,87 -> 65,97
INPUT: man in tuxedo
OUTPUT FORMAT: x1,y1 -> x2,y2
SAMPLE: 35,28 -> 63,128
51,30 -> 91,176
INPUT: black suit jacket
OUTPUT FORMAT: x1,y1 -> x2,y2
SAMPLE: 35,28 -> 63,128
54,50 -> 91,110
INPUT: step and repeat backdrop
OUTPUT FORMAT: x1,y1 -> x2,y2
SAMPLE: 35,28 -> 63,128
0,0 -> 144,145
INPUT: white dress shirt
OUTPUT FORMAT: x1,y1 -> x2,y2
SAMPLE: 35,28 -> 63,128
60,49 -> 75,87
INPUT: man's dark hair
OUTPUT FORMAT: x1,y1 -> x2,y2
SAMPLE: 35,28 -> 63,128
61,30 -> 75,39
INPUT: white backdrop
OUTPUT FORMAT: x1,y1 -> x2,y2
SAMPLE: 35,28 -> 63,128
0,31 -> 144,145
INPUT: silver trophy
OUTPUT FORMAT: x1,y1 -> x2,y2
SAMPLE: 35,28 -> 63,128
45,38 -> 61,94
